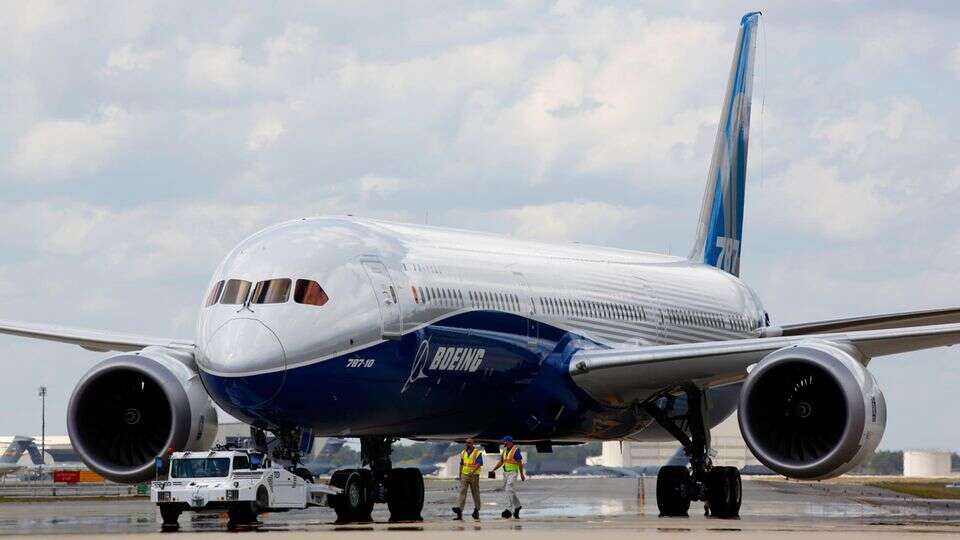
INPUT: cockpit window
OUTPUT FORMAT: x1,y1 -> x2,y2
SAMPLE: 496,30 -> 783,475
252,278 -> 292,304
204,281 -> 224,307
220,279 -> 252,305
295,279 -> 329,306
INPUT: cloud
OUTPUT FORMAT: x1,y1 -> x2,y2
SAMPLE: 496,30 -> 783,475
102,45 -> 164,75
9,0 -> 69,36
0,200 -> 306,279
185,45 -> 246,91
505,201 -> 646,242
247,116 -> 285,151
759,159 -> 900,241
447,201 -> 652,244
6,106 -> 133,179
949,46 -> 960,79
450,13 -> 727,184
813,98 -> 941,162
358,175 -> 406,199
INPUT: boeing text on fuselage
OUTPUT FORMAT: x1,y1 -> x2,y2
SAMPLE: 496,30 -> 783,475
402,340 -> 487,394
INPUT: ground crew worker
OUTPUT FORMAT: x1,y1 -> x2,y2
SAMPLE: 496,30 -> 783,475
490,435 -> 525,518
452,438 -> 483,520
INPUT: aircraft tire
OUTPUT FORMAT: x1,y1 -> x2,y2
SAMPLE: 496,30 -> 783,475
293,467 -> 314,483
656,465 -> 691,517
159,504 -> 182,527
228,501 -> 259,524
331,470 -> 372,523
387,468 -> 424,521
706,466 -> 741,519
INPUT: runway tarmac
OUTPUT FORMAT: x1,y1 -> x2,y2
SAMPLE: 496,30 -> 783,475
1,476 -> 959,538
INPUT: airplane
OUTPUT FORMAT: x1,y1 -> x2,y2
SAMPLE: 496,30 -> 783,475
301,437 -> 351,476
571,447 -> 688,478
0,436 -> 44,477
410,442 -> 454,476
303,439 -> 450,477
2,11 -> 960,521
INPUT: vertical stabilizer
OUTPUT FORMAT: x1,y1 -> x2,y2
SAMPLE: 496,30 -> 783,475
689,12 -> 760,276
0,436 -> 35,464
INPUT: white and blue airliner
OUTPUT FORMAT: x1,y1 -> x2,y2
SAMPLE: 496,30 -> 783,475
3,12 -> 959,520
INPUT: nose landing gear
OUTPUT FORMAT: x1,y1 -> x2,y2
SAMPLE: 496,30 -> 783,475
645,387 -> 742,519
328,436 -> 425,523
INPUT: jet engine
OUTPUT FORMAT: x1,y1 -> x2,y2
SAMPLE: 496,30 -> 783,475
738,342 -> 886,480
67,347 -> 218,483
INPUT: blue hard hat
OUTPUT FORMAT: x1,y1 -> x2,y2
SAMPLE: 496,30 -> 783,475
502,435 -> 513,442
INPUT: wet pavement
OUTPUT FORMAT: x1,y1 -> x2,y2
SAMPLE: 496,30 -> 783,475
0,477 -> 959,537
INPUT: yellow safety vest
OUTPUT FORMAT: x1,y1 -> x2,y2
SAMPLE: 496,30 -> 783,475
502,446 -> 520,472
460,448 -> 482,476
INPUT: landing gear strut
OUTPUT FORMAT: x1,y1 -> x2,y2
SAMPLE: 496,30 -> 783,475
328,436 -> 425,523
644,386 -> 741,519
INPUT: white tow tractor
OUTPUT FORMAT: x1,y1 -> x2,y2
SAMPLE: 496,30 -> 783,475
150,449 -> 340,527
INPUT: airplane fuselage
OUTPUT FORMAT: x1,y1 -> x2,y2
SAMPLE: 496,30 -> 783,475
195,216 -> 766,442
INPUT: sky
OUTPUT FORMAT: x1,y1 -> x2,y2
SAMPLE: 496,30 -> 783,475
1,1 -> 959,450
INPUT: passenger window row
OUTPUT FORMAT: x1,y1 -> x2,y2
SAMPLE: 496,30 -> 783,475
472,291 -> 521,312
404,263 -> 441,275
412,286 -> 464,307
663,307 -> 751,331
411,283 -> 649,324
539,296 -> 645,322
411,286 -> 522,313
204,278 -> 328,307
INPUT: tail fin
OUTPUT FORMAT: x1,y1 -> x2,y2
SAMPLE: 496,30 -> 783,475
0,436 -> 35,464
689,12 -> 761,276
316,437 -> 346,459
418,442 -> 453,465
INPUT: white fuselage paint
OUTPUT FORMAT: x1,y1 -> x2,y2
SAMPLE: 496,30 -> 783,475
195,216 -> 767,380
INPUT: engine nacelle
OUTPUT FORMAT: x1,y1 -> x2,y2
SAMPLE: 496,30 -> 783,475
738,342 -> 886,480
67,347 -> 218,483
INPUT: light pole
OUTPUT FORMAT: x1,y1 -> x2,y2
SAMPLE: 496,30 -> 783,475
38,386 -> 46,481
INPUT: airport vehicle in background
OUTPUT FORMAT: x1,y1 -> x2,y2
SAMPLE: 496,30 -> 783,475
4,11 -> 960,522
151,449 -> 338,527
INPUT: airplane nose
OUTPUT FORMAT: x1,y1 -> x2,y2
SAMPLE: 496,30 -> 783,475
200,318 -> 286,406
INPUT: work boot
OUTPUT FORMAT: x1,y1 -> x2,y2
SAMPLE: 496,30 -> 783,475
472,509 -> 480,520
514,506 -> 522,519
452,507 -> 463,520
501,509 -> 512,519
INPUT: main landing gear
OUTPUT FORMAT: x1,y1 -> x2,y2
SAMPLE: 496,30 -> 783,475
644,387 -> 742,519
328,436 -> 425,523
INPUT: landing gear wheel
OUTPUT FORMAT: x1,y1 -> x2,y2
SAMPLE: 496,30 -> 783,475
387,468 -> 425,521
159,504 -> 182,527
706,466 -> 741,519
656,465 -> 691,517
331,470 -> 373,523
293,467 -> 314,484
228,500 -> 259,524
256,487 -> 270,514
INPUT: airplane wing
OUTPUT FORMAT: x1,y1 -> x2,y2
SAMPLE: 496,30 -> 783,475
779,306 -> 960,336
0,319 -> 194,353
569,322 -> 960,406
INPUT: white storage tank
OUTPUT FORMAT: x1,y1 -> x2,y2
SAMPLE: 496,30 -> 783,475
903,449 -> 952,477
